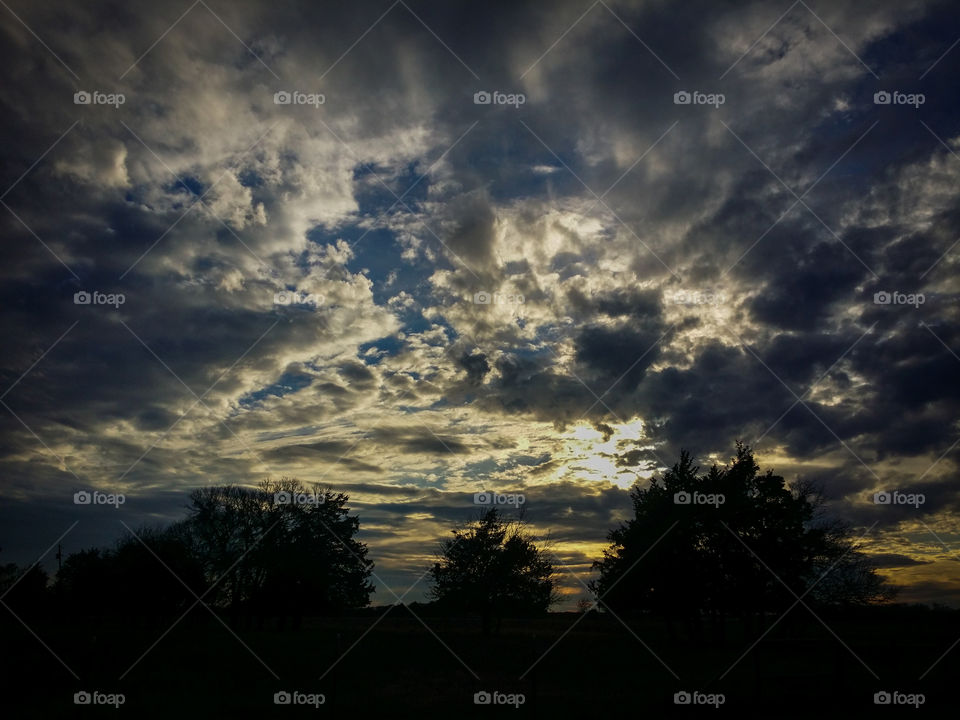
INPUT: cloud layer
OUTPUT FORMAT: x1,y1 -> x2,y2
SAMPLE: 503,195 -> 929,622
1,0 -> 959,606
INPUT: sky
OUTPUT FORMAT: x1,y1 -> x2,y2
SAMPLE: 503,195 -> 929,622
0,0 -> 958,610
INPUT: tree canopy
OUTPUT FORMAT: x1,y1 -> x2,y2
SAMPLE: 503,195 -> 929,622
428,508 -> 557,632
51,478 -> 374,628
591,444 -> 895,635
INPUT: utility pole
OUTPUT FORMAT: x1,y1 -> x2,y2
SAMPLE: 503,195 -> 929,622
56,543 -> 62,572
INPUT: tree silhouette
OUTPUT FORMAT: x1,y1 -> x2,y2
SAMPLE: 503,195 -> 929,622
181,477 -> 374,628
0,557 -> 49,622
53,525 -> 206,626
44,479 -> 373,629
591,444 -> 895,641
428,508 -> 557,634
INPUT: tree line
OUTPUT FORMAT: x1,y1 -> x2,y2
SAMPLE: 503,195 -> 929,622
0,445 -> 895,637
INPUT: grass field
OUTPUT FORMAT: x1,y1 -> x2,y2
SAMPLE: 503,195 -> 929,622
2,606 -> 958,717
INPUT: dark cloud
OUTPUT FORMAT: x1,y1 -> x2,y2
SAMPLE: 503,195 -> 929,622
457,350 -> 490,385
869,553 -> 933,568
370,427 -> 471,455
338,360 -> 376,386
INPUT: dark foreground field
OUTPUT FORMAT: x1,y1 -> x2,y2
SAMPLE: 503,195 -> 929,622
2,606 -> 959,717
